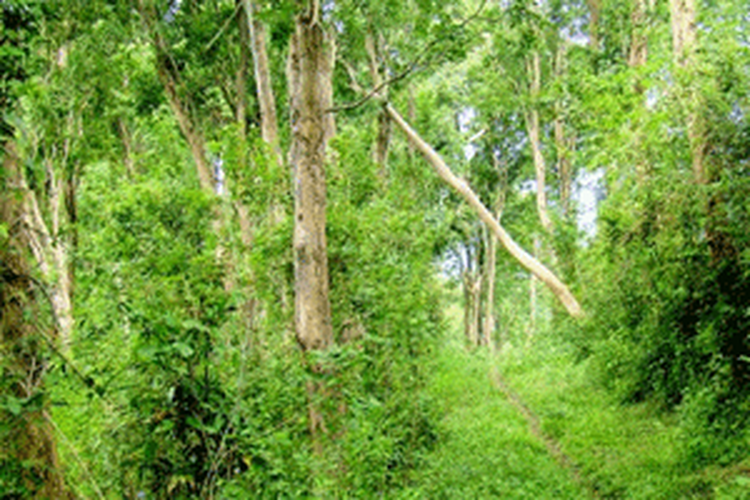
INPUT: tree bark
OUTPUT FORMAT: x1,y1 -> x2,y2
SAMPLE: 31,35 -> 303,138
1,143 -> 72,499
243,0 -> 280,153
524,51 -> 553,233
482,224 -> 496,347
462,242 -> 481,348
553,44 -> 573,218
669,0 -> 705,183
288,4 -> 335,352
482,155 -> 507,348
16,149 -> 74,351
236,0 -> 250,138
628,0 -> 649,71
386,104 -> 584,318
365,31 -> 391,171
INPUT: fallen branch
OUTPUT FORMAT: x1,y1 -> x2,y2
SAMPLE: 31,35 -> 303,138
385,103 -> 584,318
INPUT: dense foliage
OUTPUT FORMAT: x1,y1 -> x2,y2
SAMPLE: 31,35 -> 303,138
1,0 -> 749,498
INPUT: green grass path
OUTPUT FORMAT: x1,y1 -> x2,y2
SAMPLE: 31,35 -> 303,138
408,337 -> 588,499
407,319 -> 750,499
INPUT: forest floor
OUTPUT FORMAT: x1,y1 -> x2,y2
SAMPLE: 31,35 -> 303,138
407,306 -> 750,499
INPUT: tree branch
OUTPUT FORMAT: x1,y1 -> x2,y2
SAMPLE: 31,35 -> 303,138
386,103 -> 584,318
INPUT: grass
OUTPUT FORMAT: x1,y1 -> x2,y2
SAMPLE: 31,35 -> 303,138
495,334 -> 750,499
406,293 -> 750,499
403,333 -> 586,499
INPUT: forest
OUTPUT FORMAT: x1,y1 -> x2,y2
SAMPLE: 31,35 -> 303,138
1,0 -> 749,498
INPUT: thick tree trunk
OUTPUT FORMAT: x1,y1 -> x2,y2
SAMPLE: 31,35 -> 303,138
288,3 -> 335,352
1,143 -> 72,499
288,1 -> 336,463
524,51 -> 553,233
670,0 -> 696,67
19,155 -> 74,351
387,104 -> 584,318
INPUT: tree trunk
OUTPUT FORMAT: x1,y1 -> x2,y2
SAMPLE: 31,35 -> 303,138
629,0 -> 649,98
1,143 -> 72,499
288,1 -> 336,463
236,0 -> 250,138
365,31 -> 391,171
524,51 -> 553,233
18,153 -> 74,351
627,0 -> 650,185
462,242 -> 481,348
483,155 -> 507,349
554,44 -> 573,218
386,104 -> 584,318
482,224 -> 497,348
288,2 -> 335,352
669,0 -> 705,183
669,0 -> 697,67
243,0 -> 281,156
586,0 -> 601,51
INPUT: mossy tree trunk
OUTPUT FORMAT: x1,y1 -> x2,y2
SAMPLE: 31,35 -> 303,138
1,143 -> 72,499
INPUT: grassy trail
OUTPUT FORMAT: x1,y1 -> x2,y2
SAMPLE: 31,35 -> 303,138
409,304 -> 750,499
489,367 -> 600,498
409,336 -> 589,499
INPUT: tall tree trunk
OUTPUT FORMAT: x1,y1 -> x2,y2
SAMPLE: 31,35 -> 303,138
288,1 -> 335,353
288,0 -> 336,459
243,0 -> 285,235
482,155 -> 507,348
627,0 -> 650,185
138,1 -> 256,252
1,143 -> 72,499
243,0 -> 280,154
524,51 -> 553,233
669,0 -> 705,183
236,0 -> 250,139
18,152 -> 74,351
387,104 -> 584,318
553,43 -> 573,218
365,31 -> 391,171
462,243 -> 481,349
482,224 -> 496,347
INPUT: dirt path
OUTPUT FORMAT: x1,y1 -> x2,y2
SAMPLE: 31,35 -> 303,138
489,365 -> 601,499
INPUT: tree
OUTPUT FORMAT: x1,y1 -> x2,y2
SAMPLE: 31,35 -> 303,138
1,143 -> 72,499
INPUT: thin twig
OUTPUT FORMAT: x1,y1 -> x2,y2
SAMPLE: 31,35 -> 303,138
204,1 -> 243,53
329,0 -> 488,113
